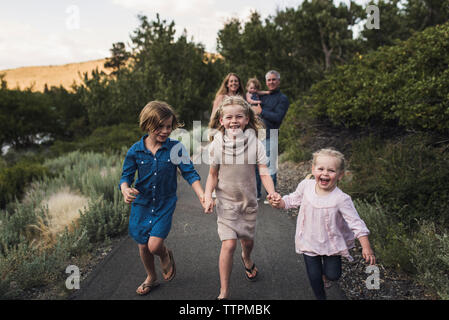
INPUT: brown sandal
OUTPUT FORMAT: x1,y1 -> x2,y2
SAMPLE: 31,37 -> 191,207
136,280 -> 160,296
162,249 -> 176,281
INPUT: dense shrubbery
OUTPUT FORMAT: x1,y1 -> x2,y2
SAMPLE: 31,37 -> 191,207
278,99 -> 314,163
0,151 -> 129,298
355,199 -> 449,297
50,123 -> 142,155
305,22 -> 449,133
341,134 -> 449,230
0,160 -> 48,209
275,17 -> 449,299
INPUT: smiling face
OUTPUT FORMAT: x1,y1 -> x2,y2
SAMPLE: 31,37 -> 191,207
312,155 -> 344,195
266,73 -> 280,91
247,82 -> 257,94
226,75 -> 240,95
150,116 -> 173,144
219,104 -> 249,137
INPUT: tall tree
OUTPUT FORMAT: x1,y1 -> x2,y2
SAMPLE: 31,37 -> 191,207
360,0 -> 449,52
217,1 -> 364,99
79,14 -> 221,129
104,42 -> 130,75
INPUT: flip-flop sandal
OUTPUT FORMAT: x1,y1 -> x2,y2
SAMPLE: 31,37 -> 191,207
162,249 -> 176,282
136,280 -> 160,296
241,256 -> 258,282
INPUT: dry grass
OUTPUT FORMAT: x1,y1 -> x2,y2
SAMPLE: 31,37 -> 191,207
29,188 -> 89,248
1,52 -> 218,92
0,58 -> 109,92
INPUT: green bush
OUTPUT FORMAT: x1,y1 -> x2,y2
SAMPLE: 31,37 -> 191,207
50,123 -> 142,155
355,199 -> 449,298
305,22 -> 449,133
44,150 -> 129,243
354,199 -> 415,273
409,221 -> 449,299
342,133 -> 449,230
278,99 -> 313,163
0,161 -> 48,208
0,200 -> 46,253
79,189 -> 129,243
0,150 -> 130,298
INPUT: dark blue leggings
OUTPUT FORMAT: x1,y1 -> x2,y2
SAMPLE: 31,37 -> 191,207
303,254 -> 342,300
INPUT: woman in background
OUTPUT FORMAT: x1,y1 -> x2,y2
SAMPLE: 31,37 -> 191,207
210,73 -> 244,121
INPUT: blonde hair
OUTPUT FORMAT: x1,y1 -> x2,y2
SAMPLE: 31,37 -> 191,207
312,148 -> 345,172
139,101 -> 183,133
208,95 -> 264,141
246,77 -> 261,90
214,73 -> 244,99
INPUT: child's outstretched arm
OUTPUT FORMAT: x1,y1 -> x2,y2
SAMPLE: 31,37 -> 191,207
191,180 -> 206,210
204,166 -> 218,213
258,164 -> 280,202
257,90 -> 271,95
359,236 -> 376,265
174,142 -> 206,210
273,179 -> 306,210
339,197 -> 376,265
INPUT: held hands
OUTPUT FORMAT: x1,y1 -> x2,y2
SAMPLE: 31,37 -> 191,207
122,187 -> 140,204
267,192 -> 284,208
203,195 -> 215,214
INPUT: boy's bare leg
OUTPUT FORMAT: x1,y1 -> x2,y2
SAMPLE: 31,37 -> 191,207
148,236 -> 174,279
137,244 -> 158,291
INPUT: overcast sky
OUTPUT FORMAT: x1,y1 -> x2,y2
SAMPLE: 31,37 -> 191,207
0,0 -> 370,70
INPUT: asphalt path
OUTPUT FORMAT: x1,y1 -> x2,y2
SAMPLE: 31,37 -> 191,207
71,162 -> 346,300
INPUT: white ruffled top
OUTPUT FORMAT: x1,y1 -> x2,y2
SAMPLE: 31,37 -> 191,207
282,179 -> 370,261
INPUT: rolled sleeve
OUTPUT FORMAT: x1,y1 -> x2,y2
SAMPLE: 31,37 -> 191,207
179,161 -> 201,185
175,142 -> 201,185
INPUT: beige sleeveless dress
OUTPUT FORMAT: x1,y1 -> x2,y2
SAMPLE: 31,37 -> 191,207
209,131 -> 267,240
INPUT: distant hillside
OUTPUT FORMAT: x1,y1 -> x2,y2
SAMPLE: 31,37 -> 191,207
0,59 -> 110,92
0,53 -> 222,93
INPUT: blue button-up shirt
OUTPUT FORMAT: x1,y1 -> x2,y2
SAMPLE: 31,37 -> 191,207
119,135 -> 200,207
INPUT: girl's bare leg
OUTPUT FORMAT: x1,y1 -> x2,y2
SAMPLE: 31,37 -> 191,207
218,239 -> 237,299
240,238 -> 258,279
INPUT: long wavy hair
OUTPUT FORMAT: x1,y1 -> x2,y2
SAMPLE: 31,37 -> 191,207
214,73 -> 244,99
208,95 -> 264,141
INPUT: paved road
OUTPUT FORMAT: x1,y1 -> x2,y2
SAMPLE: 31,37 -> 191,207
71,163 -> 346,300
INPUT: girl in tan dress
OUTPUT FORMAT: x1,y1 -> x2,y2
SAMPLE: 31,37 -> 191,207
204,96 -> 279,300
